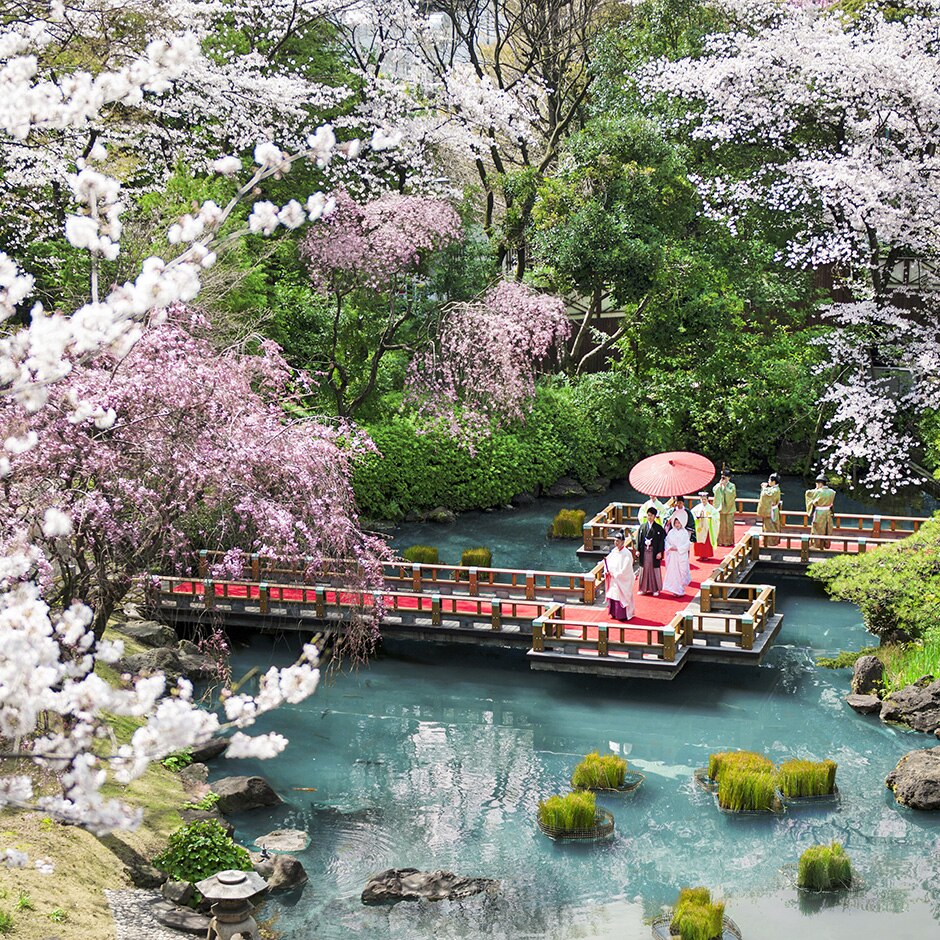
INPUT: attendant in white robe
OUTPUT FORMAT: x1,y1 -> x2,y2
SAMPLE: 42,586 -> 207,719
662,518 -> 692,597
603,531 -> 636,622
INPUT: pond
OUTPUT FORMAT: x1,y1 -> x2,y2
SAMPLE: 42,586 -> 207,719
216,476 -> 940,939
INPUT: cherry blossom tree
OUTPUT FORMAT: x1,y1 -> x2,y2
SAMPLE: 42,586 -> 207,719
404,280 -> 570,440
299,187 -> 462,416
643,0 -> 940,491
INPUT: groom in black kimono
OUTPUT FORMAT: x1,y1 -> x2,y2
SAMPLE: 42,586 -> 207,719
636,507 -> 667,595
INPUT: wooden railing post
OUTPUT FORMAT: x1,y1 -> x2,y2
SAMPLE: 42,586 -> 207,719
198,550 -> 208,579
582,574 -> 595,605
525,570 -> 535,600
411,563 -> 421,592
598,626 -> 608,657
750,533 -> 760,561
872,515 -> 882,538
663,627 -> 676,662
615,504 -> 624,525
250,552 -> 260,580
858,537 -> 866,554
491,601 -> 502,631
203,579 -> 214,610
700,581 -> 712,613
431,594 -> 441,626
315,586 -> 325,618
800,535 -> 809,563
259,583 -> 269,615
741,615 -> 754,650
469,567 -> 479,597
683,614 -> 693,646
583,524 -> 594,552
533,620 -> 544,651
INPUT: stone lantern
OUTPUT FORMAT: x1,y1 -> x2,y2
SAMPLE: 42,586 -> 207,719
195,869 -> 268,940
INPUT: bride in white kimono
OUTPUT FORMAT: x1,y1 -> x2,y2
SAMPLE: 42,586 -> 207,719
603,530 -> 636,622
662,517 -> 692,597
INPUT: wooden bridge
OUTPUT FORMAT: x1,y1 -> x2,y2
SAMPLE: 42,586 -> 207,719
147,504 -> 930,681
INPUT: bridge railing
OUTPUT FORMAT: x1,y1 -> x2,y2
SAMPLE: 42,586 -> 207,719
749,530 -> 906,561
151,576 -> 554,633
194,550 -> 604,605
581,502 -> 927,552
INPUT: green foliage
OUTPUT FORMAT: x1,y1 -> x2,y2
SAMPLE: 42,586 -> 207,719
403,545 -> 439,565
809,515 -> 940,642
777,760 -> 837,798
571,752 -> 627,789
0,911 -> 12,934
183,791 -> 221,811
15,892 -> 34,912
552,509 -> 586,539
670,887 -> 725,940
461,547 -> 492,568
816,647 -> 879,669
537,791 -> 597,832
152,820 -> 253,884
707,750 -> 774,783
880,628 -> 940,692
47,908 -> 69,923
161,749 -> 194,773
797,843 -> 853,891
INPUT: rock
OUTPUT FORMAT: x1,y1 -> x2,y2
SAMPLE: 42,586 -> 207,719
112,620 -> 178,648
161,880 -> 194,907
886,746 -> 940,809
427,507 -> 457,525
117,645 -> 216,683
846,693 -> 882,714
179,808 -> 234,837
511,492 -> 536,507
546,476 -> 587,498
152,901 -> 211,934
125,861 -> 164,889
190,736 -> 229,763
361,868 -> 499,905
176,641 -> 218,680
851,655 -> 884,695
177,762 -> 209,794
213,775 -> 282,813
404,509 -> 426,523
584,476 -> 611,495
267,854 -> 308,892
879,678 -> 940,734
255,829 -> 310,853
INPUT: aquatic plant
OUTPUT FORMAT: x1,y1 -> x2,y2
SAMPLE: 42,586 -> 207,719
707,750 -> 774,783
403,545 -> 439,565
880,627 -> 940,692
716,766 -> 777,812
461,547 -> 493,567
571,751 -> 627,789
551,509 -> 586,539
797,842 -> 852,891
777,759 -> 837,797
537,791 -> 597,832
669,886 -> 725,940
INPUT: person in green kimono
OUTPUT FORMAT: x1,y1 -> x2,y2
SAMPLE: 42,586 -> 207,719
637,495 -> 666,524
712,469 -> 737,546
805,472 -> 836,549
756,472 -> 783,546
692,492 -> 720,560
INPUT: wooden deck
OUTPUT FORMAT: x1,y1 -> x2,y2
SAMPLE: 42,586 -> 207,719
147,508 -> 928,681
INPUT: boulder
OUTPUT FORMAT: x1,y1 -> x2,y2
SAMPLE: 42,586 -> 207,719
361,868 -> 499,905
255,829 -> 310,853
112,619 -> 178,648
427,507 -> 457,525
152,900 -> 211,935
179,808 -> 234,837
851,655 -> 884,695
404,509 -> 426,523
846,694 -> 882,714
886,746 -> 940,810
511,492 -> 536,507
258,854 -> 308,892
213,775 -> 282,814
584,476 -> 611,495
177,762 -> 209,794
117,645 -> 216,683
161,880 -> 194,907
879,678 -> 940,734
547,477 -> 587,498
190,736 -> 229,763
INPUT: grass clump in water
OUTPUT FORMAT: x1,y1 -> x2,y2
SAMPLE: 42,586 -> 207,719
797,842 -> 852,891
716,767 -> 777,812
816,647 -> 878,669
551,509 -> 586,538
537,791 -> 597,832
707,750 -> 774,783
571,751 -> 627,790
461,547 -> 492,567
777,759 -> 837,797
669,886 -> 725,940
403,545 -> 439,565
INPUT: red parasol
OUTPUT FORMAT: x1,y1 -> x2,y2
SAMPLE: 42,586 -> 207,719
628,451 -> 716,498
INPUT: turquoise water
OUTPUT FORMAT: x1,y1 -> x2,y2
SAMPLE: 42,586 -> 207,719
218,572 -> 940,938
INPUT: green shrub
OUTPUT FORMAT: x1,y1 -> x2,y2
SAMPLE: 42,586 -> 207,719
552,509 -> 586,538
777,759 -> 837,797
183,791 -> 221,811
161,749 -> 194,772
571,751 -> 627,789
403,545 -> 439,565
461,547 -> 493,568
537,791 -> 597,832
797,842 -> 852,891
0,911 -> 12,934
670,887 -> 725,940
707,750 -> 774,783
152,820 -> 253,884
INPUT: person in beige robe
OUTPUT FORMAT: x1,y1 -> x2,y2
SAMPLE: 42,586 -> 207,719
805,472 -> 836,549
756,472 -> 783,547
712,469 -> 737,546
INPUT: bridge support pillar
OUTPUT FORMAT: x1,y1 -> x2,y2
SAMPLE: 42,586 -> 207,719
532,620 -> 544,651
683,615 -> 693,646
